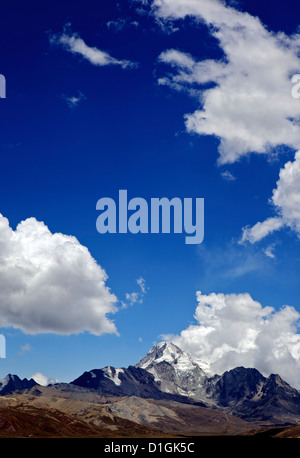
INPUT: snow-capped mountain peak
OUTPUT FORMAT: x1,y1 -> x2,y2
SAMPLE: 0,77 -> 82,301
137,341 -> 206,373
136,342 -> 210,401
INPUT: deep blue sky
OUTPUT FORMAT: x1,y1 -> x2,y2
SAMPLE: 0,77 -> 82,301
0,0 -> 300,384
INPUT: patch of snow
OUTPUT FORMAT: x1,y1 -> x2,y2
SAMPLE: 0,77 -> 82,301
103,366 -> 124,386
146,367 -> 161,382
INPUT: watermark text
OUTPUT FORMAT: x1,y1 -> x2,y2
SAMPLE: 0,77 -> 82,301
292,74 -> 300,99
96,190 -> 204,244
0,335 -> 5,358
0,75 -> 6,98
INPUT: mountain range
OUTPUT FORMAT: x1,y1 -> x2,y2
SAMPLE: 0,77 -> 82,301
1,341 -> 300,437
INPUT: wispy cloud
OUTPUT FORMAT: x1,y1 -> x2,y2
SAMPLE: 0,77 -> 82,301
197,242 -> 271,281
107,17 -> 139,32
264,243 -> 277,259
49,26 -> 136,69
124,277 -> 148,307
19,343 -> 31,356
241,217 -> 284,244
61,90 -> 86,108
221,170 -> 236,182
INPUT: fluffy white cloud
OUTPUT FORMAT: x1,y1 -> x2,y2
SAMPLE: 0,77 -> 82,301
31,372 -> 58,386
151,0 -> 300,164
0,214 -> 118,335
241,151 -> 300,242
50,29 -> 135,69
165,291 -> 300,388
272,151 -> 300,234
147,0 -> 300,244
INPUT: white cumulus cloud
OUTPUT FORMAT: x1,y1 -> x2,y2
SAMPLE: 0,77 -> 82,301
153,0 -> 300,164
164,291 -> 300,388
144,0 -> 300,246
241,151 -> 300,243
0,214 -> 118,335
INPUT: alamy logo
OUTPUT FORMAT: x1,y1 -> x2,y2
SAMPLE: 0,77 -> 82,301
0,335 -> 5,358
96,190 -> 204,244
0,75 -> 6,98
292,74 -> 300,99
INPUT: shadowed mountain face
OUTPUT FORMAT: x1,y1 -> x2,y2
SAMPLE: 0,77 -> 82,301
71,366 -> 165,398
71,365 -> 206,406
220,370 -> 300,422
209,366 -> 266,405
0,374 -> 37,396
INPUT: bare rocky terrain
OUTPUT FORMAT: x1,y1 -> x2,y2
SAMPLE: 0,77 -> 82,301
0,387 -> 255,438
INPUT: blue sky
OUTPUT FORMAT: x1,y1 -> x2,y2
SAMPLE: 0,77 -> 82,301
1,0 -> 300,387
